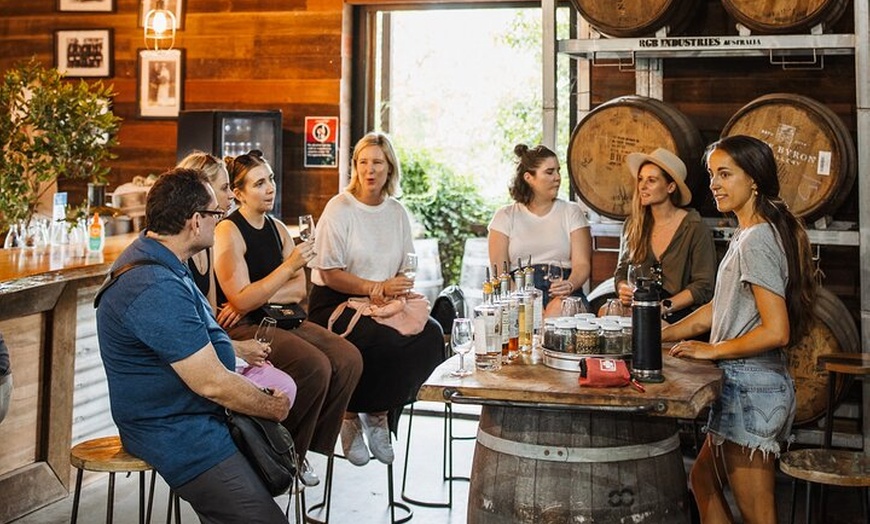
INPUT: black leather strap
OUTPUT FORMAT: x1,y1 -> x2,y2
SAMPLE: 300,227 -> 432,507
93,259 -> 168,308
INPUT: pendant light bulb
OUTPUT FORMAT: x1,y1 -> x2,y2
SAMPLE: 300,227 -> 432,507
144,0 -> 176,51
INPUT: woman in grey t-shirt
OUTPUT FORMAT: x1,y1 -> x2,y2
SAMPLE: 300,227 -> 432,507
663,136 -> 817,524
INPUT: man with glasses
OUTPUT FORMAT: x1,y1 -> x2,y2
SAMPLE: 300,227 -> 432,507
96,168 -> 290,522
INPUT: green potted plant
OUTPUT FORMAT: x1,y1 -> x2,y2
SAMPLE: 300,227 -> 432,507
0,58 -> 121,243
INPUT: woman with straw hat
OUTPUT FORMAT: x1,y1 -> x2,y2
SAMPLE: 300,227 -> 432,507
614,147 -> 716,322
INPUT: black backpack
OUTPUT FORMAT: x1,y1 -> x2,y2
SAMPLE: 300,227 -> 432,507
431,285 -> 466,334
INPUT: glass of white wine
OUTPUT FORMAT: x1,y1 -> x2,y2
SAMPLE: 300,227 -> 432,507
401,252 -> 418,280
298,214 -> 315,242
450,318 -> 474,377
254,317 -> 277,349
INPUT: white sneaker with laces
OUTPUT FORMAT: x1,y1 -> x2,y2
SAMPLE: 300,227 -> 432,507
360,412 -> 394,464
340,417 -> 370,466
298,457 -> 320,487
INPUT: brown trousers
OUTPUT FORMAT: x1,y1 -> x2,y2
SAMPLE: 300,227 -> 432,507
228,320 -> 362,460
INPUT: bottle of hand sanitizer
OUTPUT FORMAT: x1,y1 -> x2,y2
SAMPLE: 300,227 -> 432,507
87,212 -> 105,253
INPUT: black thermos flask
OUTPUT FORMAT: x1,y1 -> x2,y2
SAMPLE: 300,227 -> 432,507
632,280 -> 663,381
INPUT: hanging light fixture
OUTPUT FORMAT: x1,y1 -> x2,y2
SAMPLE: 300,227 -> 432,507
143,0 -> 176,51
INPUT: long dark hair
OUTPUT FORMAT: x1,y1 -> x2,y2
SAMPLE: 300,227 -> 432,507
705,135 -> 817,345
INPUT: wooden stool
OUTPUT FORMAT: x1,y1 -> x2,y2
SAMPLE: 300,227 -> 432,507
70,435 -> 155,524
779,353 -> 870,524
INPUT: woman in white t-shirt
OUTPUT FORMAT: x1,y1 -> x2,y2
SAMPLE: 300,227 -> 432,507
308,132 -> 443,468
488,144 -> 592,315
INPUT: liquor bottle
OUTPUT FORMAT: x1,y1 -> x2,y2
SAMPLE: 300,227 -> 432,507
524,256 -> 542,350
513,257 -> 525,291
499,261 -> 510,297
491,264 -> 501,302
482,266 -> 493,305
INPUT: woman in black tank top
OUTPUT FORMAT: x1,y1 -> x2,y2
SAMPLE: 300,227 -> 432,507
213,151 -> 362,485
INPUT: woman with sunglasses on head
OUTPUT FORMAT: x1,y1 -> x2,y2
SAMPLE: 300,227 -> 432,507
613,148 -> 716,323
664,136 -> 817,523
307,132 -> 443,467
213,150 -> 362,487
177,151 -> 299,407
488,143 -> 592,314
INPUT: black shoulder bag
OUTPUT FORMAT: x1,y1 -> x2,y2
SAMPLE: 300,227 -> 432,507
254,216 -> 307,330
226,403 -> 298,497
95,260 -> 299,496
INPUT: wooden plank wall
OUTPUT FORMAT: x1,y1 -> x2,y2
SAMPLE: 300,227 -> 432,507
0,0 -> 345,222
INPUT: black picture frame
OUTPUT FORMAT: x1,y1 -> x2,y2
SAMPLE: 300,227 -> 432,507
57,0 -> 115,12
54,29 -> 114,78
137,49 -> 185,119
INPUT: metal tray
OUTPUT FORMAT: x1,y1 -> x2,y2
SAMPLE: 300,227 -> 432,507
541,348 -> 630,372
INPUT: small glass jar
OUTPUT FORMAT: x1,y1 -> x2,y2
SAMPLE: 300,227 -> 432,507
574,322 -> 600,355
617,318 -> 633,355
543,318 -> 557,350
553,318 -> 576,353
599,322 -> 623,355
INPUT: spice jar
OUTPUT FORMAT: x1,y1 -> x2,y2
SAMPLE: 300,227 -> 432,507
553,318 -> 576,353
618,318 -> 633,355
574,322 -> 599,355
599,322 -> 623,355
543,318 -> 557,350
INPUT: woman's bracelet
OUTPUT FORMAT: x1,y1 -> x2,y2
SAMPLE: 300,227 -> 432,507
565,281 -> 575,293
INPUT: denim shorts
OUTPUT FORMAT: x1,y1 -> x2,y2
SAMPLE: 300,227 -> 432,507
704,351 -> 795,461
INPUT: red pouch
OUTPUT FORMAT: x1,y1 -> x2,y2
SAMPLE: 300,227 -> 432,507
578,357 -> 631,387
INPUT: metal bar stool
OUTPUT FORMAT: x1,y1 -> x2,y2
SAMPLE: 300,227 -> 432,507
780,352 -> 870,524
302,452 -> 412,524
400,401 -> 473,508
70,435 -> 155,524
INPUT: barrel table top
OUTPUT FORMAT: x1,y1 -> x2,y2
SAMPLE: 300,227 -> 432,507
418,350 -> 722,420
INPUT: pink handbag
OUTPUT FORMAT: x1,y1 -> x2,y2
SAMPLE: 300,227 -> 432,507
328,294 -> 430,337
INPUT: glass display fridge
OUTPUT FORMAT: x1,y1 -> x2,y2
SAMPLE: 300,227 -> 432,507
176,109 -> 283,217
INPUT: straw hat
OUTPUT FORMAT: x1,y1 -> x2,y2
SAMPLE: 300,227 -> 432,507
626,147 -> 692,206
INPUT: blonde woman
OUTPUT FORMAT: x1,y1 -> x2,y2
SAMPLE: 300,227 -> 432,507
614,147 -> 716,322
308,132 -> 443,467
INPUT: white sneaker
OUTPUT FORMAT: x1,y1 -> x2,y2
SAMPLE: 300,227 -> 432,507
340,417 -> 370,466
360,413 -> 394,464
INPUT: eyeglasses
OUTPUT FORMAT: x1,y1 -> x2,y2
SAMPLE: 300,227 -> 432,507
196,208 -> 225,220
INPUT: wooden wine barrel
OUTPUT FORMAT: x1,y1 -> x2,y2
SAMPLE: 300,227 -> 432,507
721,0 -> 850,34
568,96 -> 704,220
570,0 -> 697,37
721,93 -> 856,223
468,406 -> 690,523
787,287 -> 859,426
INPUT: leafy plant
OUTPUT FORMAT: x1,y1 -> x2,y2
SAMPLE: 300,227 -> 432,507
399,148 -> 495,285
0,58 -> 121,232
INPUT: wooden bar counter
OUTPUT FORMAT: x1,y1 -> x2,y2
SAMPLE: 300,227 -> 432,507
419,351 -> 722,524
0,234 -> 136,523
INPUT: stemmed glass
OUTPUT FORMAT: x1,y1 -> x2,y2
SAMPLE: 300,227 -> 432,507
547,262 -> 564,284
401,252 -> 418,280
254,317 -> 277,350
604,298 -> 629,317
450,318 -> 474,377
627,264 -> 645,292
298,214 -> 315,242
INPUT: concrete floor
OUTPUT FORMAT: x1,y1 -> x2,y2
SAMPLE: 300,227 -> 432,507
10,405 -> 867,524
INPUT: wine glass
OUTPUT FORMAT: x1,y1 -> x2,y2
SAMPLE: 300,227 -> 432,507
401,252 -> 418,280
561,296 -> 587,317
450,318 -> 474,377
254,317 -> 277,349
298,214 -> 315,242
547,262 -> 563,284
627,264 -> 648,292
604,298 -> 628,317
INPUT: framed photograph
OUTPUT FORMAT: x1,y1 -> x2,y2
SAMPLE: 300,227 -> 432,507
58,0 -> 115,12
139,0 -> 185,30
137,49 -> 184,119
54,29 -> 113,78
